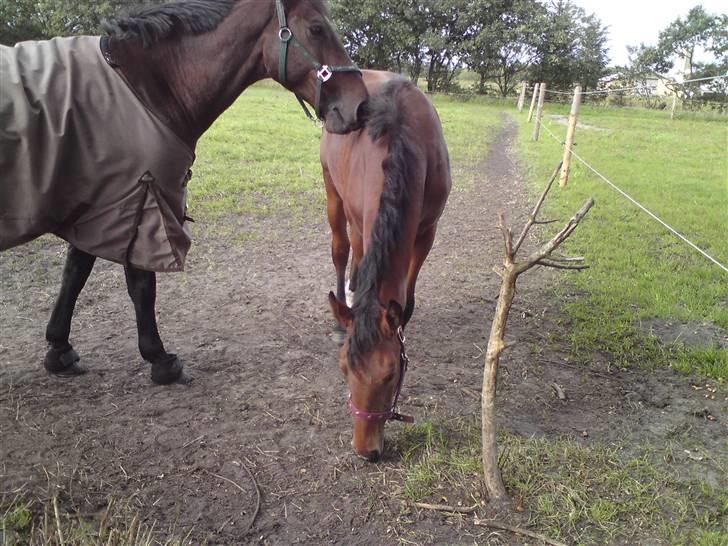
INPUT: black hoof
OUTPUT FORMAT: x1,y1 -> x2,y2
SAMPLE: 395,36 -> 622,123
45,347 -> 87,376
151,354 -> 188,385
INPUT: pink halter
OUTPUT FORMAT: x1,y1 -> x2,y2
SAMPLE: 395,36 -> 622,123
348,327 -> 415,424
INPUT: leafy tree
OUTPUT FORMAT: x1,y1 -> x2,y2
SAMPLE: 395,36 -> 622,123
462,0 -> 545,96
0,0 -> 130,44
627,6 -> 728,99
574,13 -> 609,92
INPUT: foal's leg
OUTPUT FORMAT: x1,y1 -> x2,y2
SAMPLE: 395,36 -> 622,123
403,226 -> 437,327
324,171 -> 349,304
124,266 -> 189,385
44,245 -> 96,376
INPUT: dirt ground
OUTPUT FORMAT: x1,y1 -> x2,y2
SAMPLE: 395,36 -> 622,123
1,116 -> 725,545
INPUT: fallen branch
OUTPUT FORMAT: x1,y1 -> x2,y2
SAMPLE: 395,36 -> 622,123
209,463 -> 261,533
413,502 -> 478,514
474,518 -> 568,546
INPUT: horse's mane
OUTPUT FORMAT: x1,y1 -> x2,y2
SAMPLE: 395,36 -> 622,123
103,0 -> 238,47
103,0 -> 329,48
348,77 -> 417,365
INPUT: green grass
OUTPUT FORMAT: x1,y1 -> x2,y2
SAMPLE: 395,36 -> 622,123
386,421 -> 728,546
1,495 -> 193,545
516,104 -> 728,380
189,81 -> 504,222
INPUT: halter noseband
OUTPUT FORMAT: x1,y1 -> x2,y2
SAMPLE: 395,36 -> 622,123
348,327 -> 415,424
275,0 -> 361,122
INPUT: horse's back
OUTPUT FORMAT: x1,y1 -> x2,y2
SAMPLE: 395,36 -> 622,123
0,37 -> 194,272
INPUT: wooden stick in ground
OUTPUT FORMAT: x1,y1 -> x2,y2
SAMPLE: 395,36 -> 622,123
527,83 -> 540,122
517,82 -> 527,112
532,83 -> 547,140
474,518 -> 568,546
559,84 -> 582,187
670,93 -> 678,120
481,164 -> 594,502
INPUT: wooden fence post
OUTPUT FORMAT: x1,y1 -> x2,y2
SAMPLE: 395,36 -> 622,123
531,83 -> 546,141
517,82 -> 527,112
527,83 -> 539,122
559,85 -> 582,187
670,94 -> 678,120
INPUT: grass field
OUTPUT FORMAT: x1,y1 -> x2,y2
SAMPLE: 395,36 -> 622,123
515,103 -> 728,380
190,81 -> 504,221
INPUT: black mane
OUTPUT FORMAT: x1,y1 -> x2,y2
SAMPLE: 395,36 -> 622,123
348,78 -> 416,365
103,0 -> 238,47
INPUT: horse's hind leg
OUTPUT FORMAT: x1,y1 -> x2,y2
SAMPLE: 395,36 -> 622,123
124,265 -> 189,385
44,245 -> 96,376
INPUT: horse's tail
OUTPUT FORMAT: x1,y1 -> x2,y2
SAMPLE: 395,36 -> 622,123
349,78 -> 417,362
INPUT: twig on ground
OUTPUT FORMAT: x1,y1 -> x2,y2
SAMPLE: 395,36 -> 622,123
474,518 -> 567,546
209,463 -> 261,533
549,382 -> 567,400
182,435 -> 205,449
53,495 -> 65,546
413,502 -> 478,514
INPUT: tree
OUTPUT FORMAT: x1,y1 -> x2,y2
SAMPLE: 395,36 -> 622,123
574,13 -> 609,92
0,0 -> 131,44
420,0 -> 469,92
462,0 -> 545,96
627,6 -> 728,99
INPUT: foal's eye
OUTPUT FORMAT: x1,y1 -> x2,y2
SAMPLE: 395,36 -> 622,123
309,24 -> 324,37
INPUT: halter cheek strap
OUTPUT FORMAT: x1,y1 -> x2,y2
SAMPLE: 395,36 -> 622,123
274,0 -> 361,121
348,327 -> 415,424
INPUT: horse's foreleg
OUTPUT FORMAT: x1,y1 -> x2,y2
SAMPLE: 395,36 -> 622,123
124,265 -> 188,385
44,245 -> 96,376
403,227 -> 437,327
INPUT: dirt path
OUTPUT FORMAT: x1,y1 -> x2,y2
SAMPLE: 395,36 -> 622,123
1,115 -> 725,545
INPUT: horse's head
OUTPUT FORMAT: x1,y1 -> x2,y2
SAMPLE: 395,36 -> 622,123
329,292 -> 410,462
262,0 -> 368,134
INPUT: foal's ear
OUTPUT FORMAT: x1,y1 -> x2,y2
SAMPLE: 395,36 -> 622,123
328,292 -> 353,328
380,300 -> 403,337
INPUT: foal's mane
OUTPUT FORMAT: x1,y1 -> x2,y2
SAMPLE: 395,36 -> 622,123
348,78 -> 417,366
103,0 -> 238,47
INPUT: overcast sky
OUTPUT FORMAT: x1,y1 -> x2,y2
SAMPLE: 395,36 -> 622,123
571,0 -> 727,66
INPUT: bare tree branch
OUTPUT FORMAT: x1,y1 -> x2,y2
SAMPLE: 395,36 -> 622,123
512,162 -> 562,254
481,163 -> 595,503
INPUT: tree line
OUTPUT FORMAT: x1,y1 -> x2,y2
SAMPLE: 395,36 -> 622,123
330,0 -> 609,95
2,0 -> 724,101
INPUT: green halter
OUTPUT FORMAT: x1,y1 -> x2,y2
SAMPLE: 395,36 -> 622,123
275,0 -> 361,121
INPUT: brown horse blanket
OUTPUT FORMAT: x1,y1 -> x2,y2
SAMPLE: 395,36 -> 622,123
0,36 -> 195,272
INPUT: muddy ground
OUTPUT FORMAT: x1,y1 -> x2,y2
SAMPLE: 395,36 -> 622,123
1,116 -> 725,545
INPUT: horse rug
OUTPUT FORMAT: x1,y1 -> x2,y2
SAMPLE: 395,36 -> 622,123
0,36 -> 195,272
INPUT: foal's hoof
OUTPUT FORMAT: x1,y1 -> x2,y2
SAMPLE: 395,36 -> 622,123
151,354 -> 190,385
44,347 -> 88,376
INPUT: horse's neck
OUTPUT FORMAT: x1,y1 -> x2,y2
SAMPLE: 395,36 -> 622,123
110,3 -> 271,149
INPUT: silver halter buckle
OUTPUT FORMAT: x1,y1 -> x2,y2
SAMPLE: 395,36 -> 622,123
317,65 -> 333,83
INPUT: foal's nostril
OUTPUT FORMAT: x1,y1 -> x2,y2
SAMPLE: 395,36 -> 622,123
366,449 -> 381,463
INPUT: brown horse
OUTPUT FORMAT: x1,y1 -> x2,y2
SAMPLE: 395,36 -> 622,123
321,71 -> 451,461
0,0 -> 368,385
